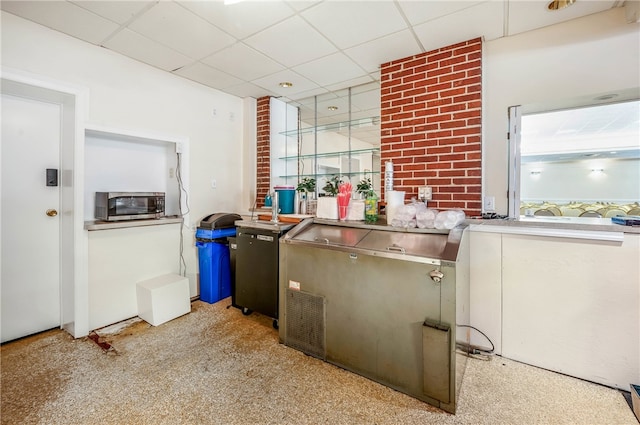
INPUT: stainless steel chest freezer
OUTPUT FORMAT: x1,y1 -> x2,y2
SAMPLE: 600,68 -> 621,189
278,218 -> 470,414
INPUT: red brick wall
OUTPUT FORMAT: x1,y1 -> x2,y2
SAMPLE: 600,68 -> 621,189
256,96 -> 271,207
380,38 -> 482,216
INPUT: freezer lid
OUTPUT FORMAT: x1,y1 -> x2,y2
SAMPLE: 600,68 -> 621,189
355,229 -> 449,259
289,223 -> 370,247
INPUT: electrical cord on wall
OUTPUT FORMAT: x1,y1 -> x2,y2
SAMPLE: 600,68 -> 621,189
176,152 -> 190,277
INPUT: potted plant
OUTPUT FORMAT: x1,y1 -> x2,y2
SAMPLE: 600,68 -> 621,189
296,177 -> 316,197
317,175 -> 342,219
296,177 -> 316,214
356,177 -> 375,199
322,175 -> 342,197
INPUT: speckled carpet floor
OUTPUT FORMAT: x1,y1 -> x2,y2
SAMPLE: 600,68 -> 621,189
1,299 -> 636,425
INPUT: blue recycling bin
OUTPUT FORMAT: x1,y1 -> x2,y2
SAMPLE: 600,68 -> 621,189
196,227 -> 236,304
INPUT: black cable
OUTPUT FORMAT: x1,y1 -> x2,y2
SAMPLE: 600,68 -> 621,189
176,152 -> 190,277
457,324 -> 495,353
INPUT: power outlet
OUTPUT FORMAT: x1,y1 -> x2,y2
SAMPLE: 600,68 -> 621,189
211,179 -> 217,189
484,196 -> 495,212
418,186 -> 432,201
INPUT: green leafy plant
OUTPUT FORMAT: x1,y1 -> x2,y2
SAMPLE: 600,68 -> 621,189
322,175 -> 342,196
356,177 -> 376,198
296,177 -> 316,193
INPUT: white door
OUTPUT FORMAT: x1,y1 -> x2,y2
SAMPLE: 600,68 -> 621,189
1,93 -> 61,343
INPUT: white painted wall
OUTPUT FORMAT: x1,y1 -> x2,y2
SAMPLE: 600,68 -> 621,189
1,12 -> 248,297
84,133 -> 177,220
483,7 -> 640,215
521,158 -> 640,202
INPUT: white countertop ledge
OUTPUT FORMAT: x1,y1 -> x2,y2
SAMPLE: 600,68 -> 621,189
84,216 -> 183,231
468,223 -> 625,242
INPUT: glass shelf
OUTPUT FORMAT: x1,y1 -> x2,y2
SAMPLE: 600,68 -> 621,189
279,171 -> 381,179
278,147 -> 380,161
279,116 -> 380,137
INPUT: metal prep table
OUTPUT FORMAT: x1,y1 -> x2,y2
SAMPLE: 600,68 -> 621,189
234,220 -> 295,328
278,218 -> 470,414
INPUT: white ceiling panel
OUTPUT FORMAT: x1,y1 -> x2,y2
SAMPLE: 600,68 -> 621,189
103,28 -> 192,72
128,2 -> 236,60
1,0 -> 119,45
280,87 -> 331,104
300,1 -> 407,49
507,0 -> 617,36
251,69 -> 321,98
243,15 -> 337,68
397,1 -> 487,26
174,62 -> 243,89
285,0 -> 321,12
344,29 -> 422,72
325,75 -> 376,94
292,52 -> 365,87
178,0 -> 295,40
201,43 -> 285,82
71,1 -> 154,25
413,1 -> 505,52
223,82 -> 274,99
2,0 -> 623,105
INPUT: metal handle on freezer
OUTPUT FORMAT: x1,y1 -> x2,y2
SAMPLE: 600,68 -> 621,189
386,244 -> 406,254
314,237 -> 330,245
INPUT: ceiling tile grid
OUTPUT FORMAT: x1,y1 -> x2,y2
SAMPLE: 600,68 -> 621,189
0,0 -> 623,102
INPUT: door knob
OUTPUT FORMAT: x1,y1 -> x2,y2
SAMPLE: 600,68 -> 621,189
46,209 -> 58,217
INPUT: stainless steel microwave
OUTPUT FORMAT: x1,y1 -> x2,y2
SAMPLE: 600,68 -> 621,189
95,192 -> 165,221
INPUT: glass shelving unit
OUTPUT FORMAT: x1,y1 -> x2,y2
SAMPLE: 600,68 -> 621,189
273,81 -> 381,197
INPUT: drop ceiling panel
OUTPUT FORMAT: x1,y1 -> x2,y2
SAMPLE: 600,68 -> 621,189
397,1 -> 487,26
285,0 -> 321,12
507,0 -> 618,36
2,0 -> 622,104
300,1 -> 407,49
201,43 -> 285,82
1,0 -> 119,45
174,62 -> 243,90
413,1 -> 504,52
178,0 -> 295,40
223,82 -> 274,99
71,1 -> 154,25
243,15 -> 337,68
292,53 -> 365,87
282,87 -> 331,103
325,75 -> 376,93
251,69 -> 320,98
128,2 -> 236,60
103,28 -> 192,72
344,29 -> 422,73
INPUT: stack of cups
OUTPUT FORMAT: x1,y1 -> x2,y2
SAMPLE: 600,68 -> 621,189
384,160 -> 394,199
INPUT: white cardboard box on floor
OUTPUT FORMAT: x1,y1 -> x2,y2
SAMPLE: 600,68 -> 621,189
136,273 -> 190,326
